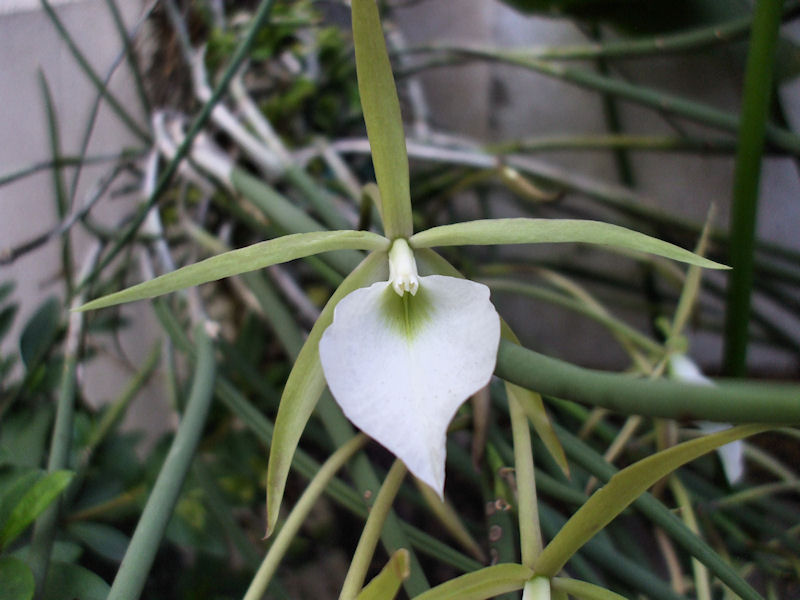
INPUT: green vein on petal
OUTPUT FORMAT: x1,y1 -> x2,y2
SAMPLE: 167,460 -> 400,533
76,230 -> 389,312
266,251 -> 389,536
409,218 -> 728,270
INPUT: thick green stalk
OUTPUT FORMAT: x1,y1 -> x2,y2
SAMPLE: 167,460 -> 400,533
723,0 -> 783,376
496,340 -> 800,423
508,395 -> 542,567
107,328 -> 216,600
339,460 -> 408,600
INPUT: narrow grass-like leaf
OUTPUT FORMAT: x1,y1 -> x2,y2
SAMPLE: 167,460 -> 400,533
352,0 -> 413,238
77,231 -> 389,312
357,549 -> 410,600
266,251 -> 388,535
551,577 -> 629,600
412,564 -> 532,600
410,219 -> 727,269
414,480 -> 485,562
0,470 -> 73,550
534,424 -> 770,576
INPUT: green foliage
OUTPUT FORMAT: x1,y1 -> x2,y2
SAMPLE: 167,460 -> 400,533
2,0 -> 799,598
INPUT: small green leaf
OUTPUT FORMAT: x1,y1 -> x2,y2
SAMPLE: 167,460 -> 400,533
0,470 -> 74,550
266,251 -> 388,535
534,424 -> 770,576
0,281 -> 15,305
0,304 -> 18,342
356,549 -> 410,600
42,562 -> 109,600
0,469 -> 43,531
409,218 -> 728,269
20,297 -> 61,369
76,230 -> 389,312
352,0 -> 413,238
412,564 -> 532,600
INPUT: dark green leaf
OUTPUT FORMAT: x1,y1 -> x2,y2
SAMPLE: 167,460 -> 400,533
67,522 -> 130,563
0,556 -> 34,600
19,297 -> 61,369
42,562 -> 109,600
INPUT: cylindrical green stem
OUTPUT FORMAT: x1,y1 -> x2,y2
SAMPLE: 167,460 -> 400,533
508,395 -> 542,567
723,0 -> 783,376
107,327 -> 216,600
339,459 -> 407,600
495,340 -> 800,423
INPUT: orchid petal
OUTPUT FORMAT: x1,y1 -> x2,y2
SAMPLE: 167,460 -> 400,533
319,275 -> 501,496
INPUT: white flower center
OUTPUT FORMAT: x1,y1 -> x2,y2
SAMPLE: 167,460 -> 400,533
388,238 -> 419,297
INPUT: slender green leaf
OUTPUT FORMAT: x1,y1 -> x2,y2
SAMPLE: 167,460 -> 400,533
352,0 -> 413,238
19,297 -> 61,369
410,218 -> 727,269
357,549 -> 410,600
0,470 -> 73,550
266,252 -> 388,535
534,424 -> 770,575
412,564 -> 532,600
42,562 -> 109,600
0,556 -> 34,600
77,231 -> 389,312
551,577 -> 629,600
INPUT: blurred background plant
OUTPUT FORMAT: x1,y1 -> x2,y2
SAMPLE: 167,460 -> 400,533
1,0 -> 799,599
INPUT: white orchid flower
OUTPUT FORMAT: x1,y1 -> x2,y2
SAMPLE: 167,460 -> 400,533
319,239 -> 500,495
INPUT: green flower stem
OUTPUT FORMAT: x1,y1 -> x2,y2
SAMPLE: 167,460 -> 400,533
81,0 -> 278,290
352,0 -> 413,239
244,434 -> 368,600
107,327 -> 216,600
496,340 -> 800,423
508,395 -> 542,567
722,0 -> 784,376
339,459 -> 408,600
427,47 -> 800,156
39,0 -> 150,142
555,425 -> 764,600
